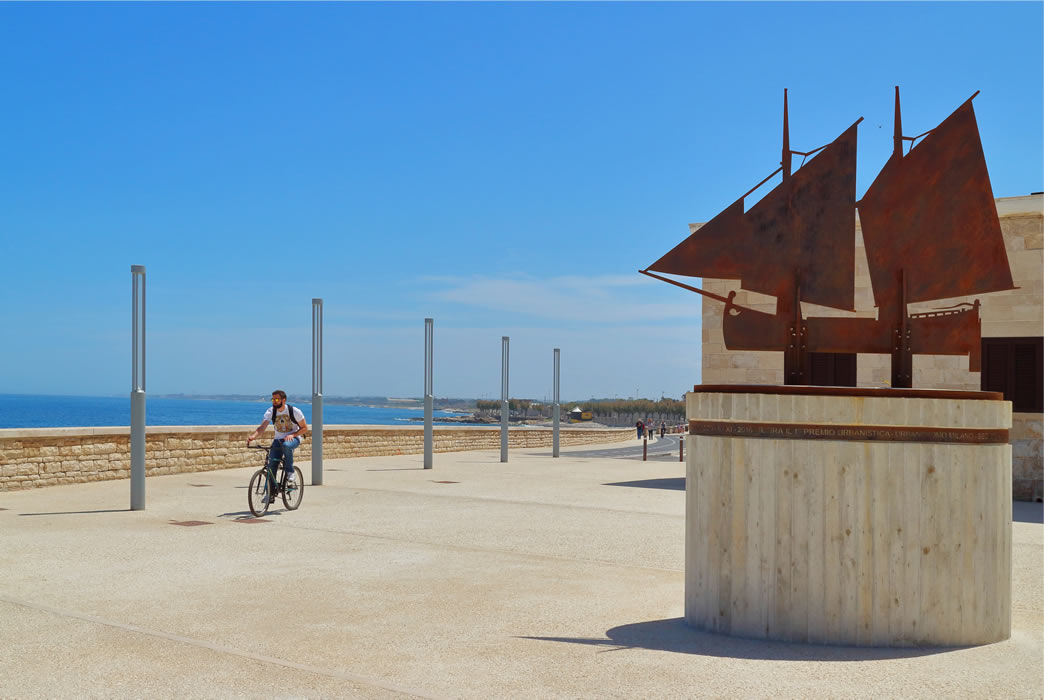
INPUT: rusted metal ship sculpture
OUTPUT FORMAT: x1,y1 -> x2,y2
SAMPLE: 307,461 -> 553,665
640,87 -> 1015,388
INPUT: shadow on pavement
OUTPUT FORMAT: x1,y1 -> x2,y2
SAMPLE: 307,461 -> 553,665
519,618 -> 955,661
603,478 -> 685,491
218,511 -> 282,519
1013,501 -> 1044,524
19,509 -> 128,516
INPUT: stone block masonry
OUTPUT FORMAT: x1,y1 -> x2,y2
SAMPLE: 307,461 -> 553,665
0,425 -> 633,492
1012,414 -> 1044,502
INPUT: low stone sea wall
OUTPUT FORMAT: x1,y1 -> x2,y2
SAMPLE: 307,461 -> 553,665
0,425 -> 634,492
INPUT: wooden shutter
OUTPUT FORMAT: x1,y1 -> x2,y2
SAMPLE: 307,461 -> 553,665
1013,340 -> 1043,412
810,353 -> 832,386
835,353 -> 857,387
809,352 -> 857,387
982,341 -> 1009,395
981,337 -> 1043,412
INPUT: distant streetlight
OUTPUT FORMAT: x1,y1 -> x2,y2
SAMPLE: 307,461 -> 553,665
552,348 -> 560,458
424,318 -> 433,469
312,298 -> 324,486
501,336 -> 509,463
130,265 -> 146,511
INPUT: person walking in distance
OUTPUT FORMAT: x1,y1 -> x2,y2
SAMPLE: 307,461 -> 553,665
247,390 -> 308,502
660,421 -> 666,439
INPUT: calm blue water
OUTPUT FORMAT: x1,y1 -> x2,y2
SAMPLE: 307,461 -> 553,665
0,394 -> 465,429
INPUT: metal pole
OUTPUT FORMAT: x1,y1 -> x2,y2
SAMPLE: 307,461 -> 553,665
130,265 -> 146,511
501,336 -> 509,463
552,348 -> 560,458
312,298 -> 323,486
424,318 -> 433,469
643,436 -> 647,462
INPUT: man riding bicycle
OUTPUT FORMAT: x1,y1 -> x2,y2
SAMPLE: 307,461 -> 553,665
247,390 -> 308,503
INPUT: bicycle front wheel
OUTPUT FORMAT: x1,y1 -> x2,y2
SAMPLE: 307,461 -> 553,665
282,467 -> 304,510
248,469 -> 270,517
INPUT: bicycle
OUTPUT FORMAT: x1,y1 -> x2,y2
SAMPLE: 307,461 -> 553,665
247,443 -> 304,517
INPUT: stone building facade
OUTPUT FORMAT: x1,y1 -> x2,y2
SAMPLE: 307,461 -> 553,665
697,194 -> 1043,501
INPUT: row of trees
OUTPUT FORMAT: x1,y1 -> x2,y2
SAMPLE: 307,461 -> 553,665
562,398 -> 685,418
475,399 -> 534,416
473,397 -> 685,420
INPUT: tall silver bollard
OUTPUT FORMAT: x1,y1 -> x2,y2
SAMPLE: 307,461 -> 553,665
552,348 -> 560,458
424,318 -> 434,469
312,298 -> 324,486
130,265 -> 146,511
501,336 -> 509,463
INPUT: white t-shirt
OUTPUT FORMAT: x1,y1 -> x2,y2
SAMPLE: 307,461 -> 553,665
264,405 -> 306,440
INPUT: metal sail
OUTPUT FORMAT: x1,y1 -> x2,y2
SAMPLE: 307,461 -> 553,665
647,121 -> 859,311
858,95 -> 1015,306
646,197 -> 752,281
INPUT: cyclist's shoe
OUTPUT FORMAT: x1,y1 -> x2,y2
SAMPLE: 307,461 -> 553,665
286,471 -> 296,484
262,493 -> 272,505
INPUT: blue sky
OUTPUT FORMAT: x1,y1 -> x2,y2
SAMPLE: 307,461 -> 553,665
3,1 -> 1042,401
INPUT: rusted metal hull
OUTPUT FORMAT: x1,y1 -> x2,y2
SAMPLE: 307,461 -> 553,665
722,303 -> 983,376
910,305 -> 983,372
721,299 -> 789,352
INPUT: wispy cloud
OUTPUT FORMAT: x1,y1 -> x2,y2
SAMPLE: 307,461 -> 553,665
420,273 -> 686,322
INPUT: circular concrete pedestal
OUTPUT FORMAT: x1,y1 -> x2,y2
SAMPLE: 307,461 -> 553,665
685,385 -> 1012,647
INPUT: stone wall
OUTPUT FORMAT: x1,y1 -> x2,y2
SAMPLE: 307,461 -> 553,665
1013,414 -> 1043,502
697,194 -> 1043,501
0,425 -> 633,492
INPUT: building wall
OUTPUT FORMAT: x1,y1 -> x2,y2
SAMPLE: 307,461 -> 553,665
698,194 -> 1043,500
0,424 -> 633,492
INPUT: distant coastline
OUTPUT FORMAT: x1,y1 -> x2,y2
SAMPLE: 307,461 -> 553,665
152,394 -> 476,412
0,394 -> 470,430
1,393 -> 686,429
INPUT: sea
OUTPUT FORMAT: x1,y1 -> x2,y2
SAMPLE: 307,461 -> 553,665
0,394 -> 465,429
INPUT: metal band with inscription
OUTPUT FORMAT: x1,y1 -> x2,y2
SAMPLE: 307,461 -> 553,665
688,420 -> 1009,445
690,385 -> 1004,401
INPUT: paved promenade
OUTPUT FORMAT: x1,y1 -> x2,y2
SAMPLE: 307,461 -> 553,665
0,436 -> 1041,699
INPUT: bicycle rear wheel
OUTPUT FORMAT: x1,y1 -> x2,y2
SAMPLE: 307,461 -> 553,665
282,467 -> 304,510
248,469 -> 270,517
